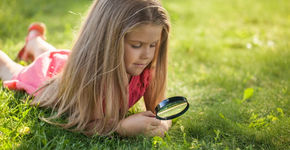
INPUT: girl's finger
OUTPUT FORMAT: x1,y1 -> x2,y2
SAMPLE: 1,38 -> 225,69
141,111 -> 160,126
149,127 -> 165,137
142,111 -> 156,117
149,117 -> 161,126
146,124 -> 159,131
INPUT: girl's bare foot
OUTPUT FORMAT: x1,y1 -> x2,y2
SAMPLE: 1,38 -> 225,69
24,30 -> 56,60
19,23 -> 56,61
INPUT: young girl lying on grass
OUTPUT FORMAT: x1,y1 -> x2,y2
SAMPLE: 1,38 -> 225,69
0,0 -> 171,137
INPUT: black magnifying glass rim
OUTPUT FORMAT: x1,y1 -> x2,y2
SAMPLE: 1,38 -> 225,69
155,96 -> 189,120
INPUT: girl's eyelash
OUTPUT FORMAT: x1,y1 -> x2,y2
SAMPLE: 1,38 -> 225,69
131,43 -> 142,48
130,43 -> 157,48
131,44 -> 142,48
150,43 -> 157,48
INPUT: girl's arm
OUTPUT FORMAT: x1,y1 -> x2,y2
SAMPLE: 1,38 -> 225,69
142,88 -> 172,137
116,80 -> 171,137
143,66 -> 172,133
122,66 -> 170,137
116,67 -> 171,137
116,111 -> 170,137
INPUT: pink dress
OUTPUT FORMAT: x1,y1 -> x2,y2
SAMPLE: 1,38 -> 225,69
3,50 -> 151,108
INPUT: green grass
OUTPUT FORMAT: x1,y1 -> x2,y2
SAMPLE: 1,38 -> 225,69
0,0 -> 289,149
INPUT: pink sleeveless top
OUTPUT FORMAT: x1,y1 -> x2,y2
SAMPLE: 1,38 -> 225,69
3,50 -> 151,108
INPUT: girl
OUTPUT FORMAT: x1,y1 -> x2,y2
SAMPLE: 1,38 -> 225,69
0,0 -> 171,137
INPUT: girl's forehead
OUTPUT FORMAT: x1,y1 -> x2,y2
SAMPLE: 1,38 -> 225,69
125,24 -> 163,43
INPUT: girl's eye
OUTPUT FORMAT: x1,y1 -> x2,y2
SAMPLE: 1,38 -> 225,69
150,43 -> 157,48
131,44 -> 142,48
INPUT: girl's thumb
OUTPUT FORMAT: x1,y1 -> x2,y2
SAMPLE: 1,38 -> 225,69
143,111 -> 156,117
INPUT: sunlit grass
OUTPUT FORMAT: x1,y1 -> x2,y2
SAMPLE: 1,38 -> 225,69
0,0 -> 289,149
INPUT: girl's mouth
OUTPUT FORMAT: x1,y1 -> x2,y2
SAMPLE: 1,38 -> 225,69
134,63 -> 146,67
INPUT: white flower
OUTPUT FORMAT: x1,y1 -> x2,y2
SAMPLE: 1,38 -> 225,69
267,40 -> 275,47
253,35 -> 262,46
246,43 -> 252,49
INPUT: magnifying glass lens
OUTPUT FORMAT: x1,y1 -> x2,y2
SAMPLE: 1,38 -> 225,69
157,101 -> 187,118
155,96 -> 189,120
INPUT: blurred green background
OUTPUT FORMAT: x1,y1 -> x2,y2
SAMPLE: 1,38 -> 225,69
0,0 -> 289,149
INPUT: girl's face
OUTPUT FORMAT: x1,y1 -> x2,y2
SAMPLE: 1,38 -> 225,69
124,24 -> 162,77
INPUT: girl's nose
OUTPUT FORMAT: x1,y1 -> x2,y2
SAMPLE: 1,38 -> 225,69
140,46 -> 152,59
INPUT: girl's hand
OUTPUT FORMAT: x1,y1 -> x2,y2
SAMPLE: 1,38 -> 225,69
116,111 -> 171,137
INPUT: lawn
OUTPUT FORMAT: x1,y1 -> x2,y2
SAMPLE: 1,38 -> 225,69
0,0 -> 289,149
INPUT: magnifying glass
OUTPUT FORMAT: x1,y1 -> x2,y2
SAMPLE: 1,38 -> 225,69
155,96 -> 189,120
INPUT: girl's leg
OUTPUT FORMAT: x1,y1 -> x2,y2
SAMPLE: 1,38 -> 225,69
0,50 -> 24,81
23,30 -> 56,60
0,23 -> 57,81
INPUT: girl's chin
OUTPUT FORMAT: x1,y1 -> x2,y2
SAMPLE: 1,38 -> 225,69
127,69 -> 143,76
128,72 -> 142,76
126,65 -> 148,76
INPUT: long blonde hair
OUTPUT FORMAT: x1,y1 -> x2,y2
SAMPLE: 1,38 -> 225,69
32,0 -> 170,136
